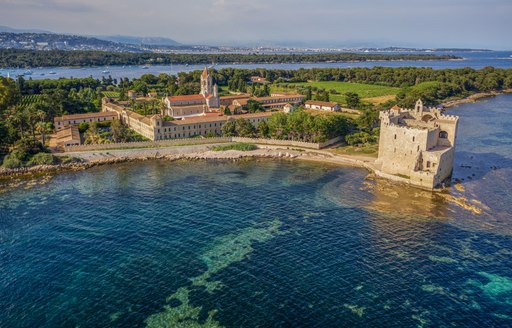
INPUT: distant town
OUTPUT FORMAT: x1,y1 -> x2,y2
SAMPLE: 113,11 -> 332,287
0,28 -> 491,54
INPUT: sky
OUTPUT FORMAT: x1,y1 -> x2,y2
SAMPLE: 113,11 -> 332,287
1,0 -> 511,49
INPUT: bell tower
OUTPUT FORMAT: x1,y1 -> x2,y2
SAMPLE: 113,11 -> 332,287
200,67 -> 212,97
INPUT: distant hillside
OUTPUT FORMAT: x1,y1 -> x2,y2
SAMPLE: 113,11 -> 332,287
95,35 -> 181,47
0,32 -> 144,52
0,25 -> 53,34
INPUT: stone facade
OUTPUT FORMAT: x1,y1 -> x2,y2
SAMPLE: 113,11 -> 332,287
304,100 -> 340,112
49,125 -> 81,149
376,99 -> 459,189
54,111 -> 118,130
103,99 -> 272,141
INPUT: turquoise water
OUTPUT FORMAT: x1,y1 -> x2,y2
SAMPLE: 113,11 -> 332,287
1,96 -> 512,327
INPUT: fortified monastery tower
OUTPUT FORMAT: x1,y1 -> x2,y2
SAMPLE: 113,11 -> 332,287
376,99 -> 459,189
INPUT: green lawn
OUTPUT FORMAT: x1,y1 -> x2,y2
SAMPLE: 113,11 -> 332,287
272,81 -> 399,105
330,144 -> 379,157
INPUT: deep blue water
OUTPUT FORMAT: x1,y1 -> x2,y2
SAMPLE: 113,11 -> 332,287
1,51 -> 511,80
1,96 -> 512,327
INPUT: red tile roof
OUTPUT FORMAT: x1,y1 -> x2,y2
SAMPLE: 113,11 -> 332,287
305,100 -> 339,107
167,94 -> 205,101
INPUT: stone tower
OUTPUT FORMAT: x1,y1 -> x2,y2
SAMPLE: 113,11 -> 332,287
200,67 -> 212,97
376,100 -> 459,189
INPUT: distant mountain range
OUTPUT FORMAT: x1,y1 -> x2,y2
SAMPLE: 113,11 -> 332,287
0,25 -> 53,34
93,35 -> 181,47
0,25 -> 184,51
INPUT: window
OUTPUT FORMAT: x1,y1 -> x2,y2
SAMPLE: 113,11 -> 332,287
426,161 -> 431,168
394,134 -> 397,140
412,136 -> 415,142
439,131 -> 448,139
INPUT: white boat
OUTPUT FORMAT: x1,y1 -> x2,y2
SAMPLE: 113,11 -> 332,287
102,70 -> 110,74
24,70 -> 33,75
141,66 -> 149,69
48,71 -> 56,75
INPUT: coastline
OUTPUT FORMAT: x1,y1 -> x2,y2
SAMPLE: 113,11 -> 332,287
441,89 -> 512,108
0,144 -> 485,216
0,144 -> 376,190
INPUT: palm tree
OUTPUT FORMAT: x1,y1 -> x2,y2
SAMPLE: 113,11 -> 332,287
36,121 -> 53,145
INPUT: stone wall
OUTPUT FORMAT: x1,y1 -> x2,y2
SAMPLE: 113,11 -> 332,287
63,136 -> 343,152
232,136 -> 343,150
64,137 -> 231,152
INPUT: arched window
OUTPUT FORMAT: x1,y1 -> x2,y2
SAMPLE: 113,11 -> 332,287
439,131 -> 448,139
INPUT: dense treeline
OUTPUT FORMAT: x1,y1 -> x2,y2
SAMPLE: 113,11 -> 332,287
221,110 -> 350,143
0,49 -> 460,68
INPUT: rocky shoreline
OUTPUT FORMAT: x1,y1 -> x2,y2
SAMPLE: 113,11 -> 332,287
0,146 -> 485,215
442,89 -> 512,108
0,147 -> 373,192
0,148 -> 367,178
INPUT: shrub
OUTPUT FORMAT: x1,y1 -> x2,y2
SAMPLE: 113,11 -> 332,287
212,143 -> 257,151
27,152 -> 58,166
2,154 -> 23,169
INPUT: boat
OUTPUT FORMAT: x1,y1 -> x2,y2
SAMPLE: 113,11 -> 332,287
185,63 -> 189,67
141,66 -> 149,69
48,71 -> 56,75
102,70 -> 110,74
24,70 -> 33,75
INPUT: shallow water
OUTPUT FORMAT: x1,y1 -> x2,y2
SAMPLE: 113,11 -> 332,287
1,96 -> 512,327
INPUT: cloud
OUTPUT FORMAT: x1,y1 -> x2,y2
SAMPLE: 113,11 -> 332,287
0,0 -> 510,49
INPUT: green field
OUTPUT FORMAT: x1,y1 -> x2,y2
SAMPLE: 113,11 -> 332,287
272,81 -> 399,105
20,95 -> 44,106
102,91 -> 120,98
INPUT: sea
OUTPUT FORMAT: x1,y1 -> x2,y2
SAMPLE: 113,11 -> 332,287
0,96 -> 511,326
1,51 -> 512,81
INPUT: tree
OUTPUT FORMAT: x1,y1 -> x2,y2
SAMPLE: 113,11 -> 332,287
36,121 -> 53,145
84,122 -> 103,144
257,121 -> 270,138
267,112 -> 289,139
110,119 -> 127,142
235,118 -> 255,137
0,77 -> 20,114
345,92 -> 360,108
221,120 -> 236,137
246,100 -> 264,113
